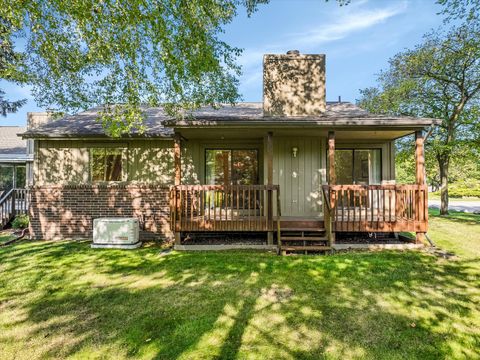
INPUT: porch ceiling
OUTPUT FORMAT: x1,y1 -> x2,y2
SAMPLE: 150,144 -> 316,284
177,127 -> 421,141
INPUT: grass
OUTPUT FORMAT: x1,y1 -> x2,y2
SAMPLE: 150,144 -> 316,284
428,209 -> 480,258
0,213 -> 479,359
0,230 -> 16,244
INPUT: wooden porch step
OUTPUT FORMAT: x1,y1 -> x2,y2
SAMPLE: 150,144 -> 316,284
281,246 -> 331,251
280,228 -> 325,232
279,220 -> 324,229
280,236 -> 328,241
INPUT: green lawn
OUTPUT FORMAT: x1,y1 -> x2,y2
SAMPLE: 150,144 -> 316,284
428,209 -> 480,258
0,212 -> 479,359
0,230 -> 16,244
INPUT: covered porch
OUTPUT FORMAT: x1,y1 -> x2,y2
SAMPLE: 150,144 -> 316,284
169,125 -> 429,248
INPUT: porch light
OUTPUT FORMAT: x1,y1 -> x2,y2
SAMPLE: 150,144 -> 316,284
292,146 -> 299,158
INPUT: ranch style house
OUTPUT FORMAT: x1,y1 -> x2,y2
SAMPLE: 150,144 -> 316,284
19,52 -> 440,253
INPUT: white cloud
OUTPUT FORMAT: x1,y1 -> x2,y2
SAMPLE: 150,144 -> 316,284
289,2 -> 408,48
242,1 -> 407,64
238,0 -> 408,96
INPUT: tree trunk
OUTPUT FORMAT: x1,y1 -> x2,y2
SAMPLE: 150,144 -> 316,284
438,155 -> 449,215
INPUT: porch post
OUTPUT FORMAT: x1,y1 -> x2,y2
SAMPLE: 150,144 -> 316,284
415,130 -> 426,244
174,135 -> 182,186
174,134 -> 182,244
415,131 -> 425,185
327,131 -> 336,245
267,131 -> 274,245
328,131 -> 336,185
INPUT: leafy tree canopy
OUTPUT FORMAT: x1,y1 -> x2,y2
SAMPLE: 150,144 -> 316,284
437,0 -> 480,22
0,17 -> 26,116
3,0 -> 271,135
358,22 -> 480,213
2,0 -> 348,136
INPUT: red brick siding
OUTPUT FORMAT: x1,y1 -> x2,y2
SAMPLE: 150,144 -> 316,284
29,184 -> 172,241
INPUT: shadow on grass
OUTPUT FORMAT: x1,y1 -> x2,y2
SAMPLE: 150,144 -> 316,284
1,241 -> 479,359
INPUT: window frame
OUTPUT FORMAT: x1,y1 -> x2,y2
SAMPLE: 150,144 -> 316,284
204,148 -> 260,185
89,147 -> 126,183
327,147 -> 383,185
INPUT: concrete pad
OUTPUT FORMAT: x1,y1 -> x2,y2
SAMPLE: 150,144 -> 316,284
174,244 -> 277,251
91,242 -> 142,249
333,243 -> 425,251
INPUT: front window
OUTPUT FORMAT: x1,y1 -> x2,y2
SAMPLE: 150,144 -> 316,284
334,149 -> 382,185
205,149 -> 258,185
90,148 -> 123,182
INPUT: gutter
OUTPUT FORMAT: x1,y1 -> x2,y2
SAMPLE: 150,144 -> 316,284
164,117 -> 443,129
19,134 -> 174,140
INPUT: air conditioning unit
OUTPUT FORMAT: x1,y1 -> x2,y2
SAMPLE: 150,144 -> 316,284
92,218 -> 141,249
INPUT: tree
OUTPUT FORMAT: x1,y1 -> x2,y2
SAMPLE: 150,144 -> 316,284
2,1 -> 271,135
2,0 -> 349,136
437,0 -> 480,22
358,23 -> 480,215
0,18 -> 26,116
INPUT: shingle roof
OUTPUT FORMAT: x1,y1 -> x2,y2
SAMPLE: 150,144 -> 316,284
20,107 -> 174,139
20,102 -> 440,139
0,127 -> 27,154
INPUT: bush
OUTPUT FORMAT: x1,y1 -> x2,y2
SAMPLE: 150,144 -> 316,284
12,214 -> 29,229
432,181 -> 480,198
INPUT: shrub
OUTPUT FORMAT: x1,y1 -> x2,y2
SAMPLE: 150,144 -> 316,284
12,214 -> 29,229
432,181 -> 480,198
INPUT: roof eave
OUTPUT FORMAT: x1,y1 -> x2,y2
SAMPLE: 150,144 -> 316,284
166,118 -> 442,129
19,133 -> 174,140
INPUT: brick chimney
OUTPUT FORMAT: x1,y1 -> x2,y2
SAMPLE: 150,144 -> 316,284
263,51 -> 326,116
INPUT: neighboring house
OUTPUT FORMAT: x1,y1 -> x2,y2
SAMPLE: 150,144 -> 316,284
0,126 -> 29,196
0,115 -> 54,228
20,52 -> 440,251
0,113 -> 53,195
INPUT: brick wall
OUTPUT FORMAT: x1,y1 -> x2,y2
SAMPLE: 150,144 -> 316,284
29,184 -> 172,241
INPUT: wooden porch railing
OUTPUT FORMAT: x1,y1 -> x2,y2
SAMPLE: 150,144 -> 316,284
170,185 -> 280,232
0,188 -> 29,229
322,184 -> 428,233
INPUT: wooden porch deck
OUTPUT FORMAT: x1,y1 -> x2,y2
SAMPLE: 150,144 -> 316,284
170,184 -> 428,234
171,128 -> 429,248
325,184 -> 428,233
170,185 -> 280,232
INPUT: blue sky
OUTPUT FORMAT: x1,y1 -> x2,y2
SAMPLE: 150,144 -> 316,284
1,0 -> 444,126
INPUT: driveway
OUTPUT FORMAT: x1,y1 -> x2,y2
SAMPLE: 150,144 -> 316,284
429,199 -> 480,213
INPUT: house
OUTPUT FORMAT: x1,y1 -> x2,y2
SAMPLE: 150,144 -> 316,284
0,114 -> 54,227
0,126 -> 31,227
0,126 -> 29,195
0,113 -> 53,194
20,52 -> 440,252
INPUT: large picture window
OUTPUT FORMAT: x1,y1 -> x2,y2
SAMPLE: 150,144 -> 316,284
90,148 -> 123,182
205,149 -> 258,185
333,149 -> 382,185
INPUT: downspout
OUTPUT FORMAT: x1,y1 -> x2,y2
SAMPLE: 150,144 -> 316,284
0,228 -> 29,247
